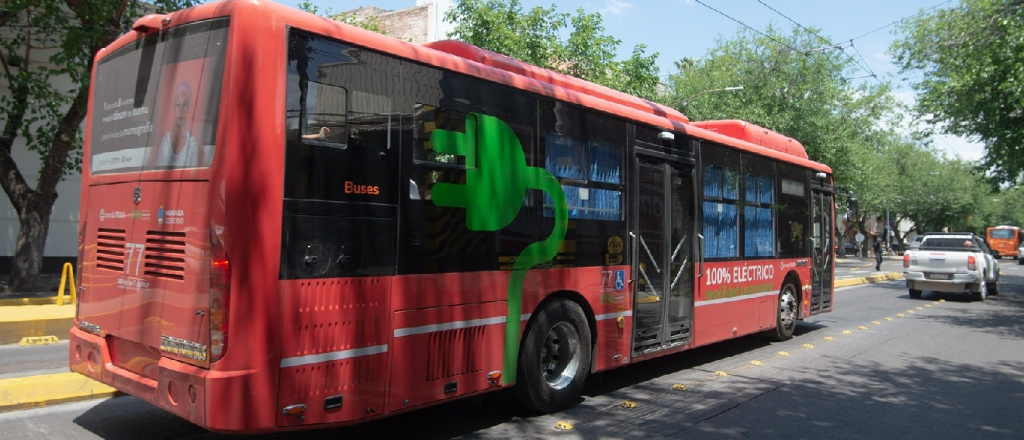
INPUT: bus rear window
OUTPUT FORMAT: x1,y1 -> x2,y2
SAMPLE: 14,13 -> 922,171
89,18 -> 228,174
990,229 -> 1015,239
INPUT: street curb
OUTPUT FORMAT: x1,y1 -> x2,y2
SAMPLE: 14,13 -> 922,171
0,317 -> 74,345
835,272 -> 904,288
0,297 -> 60,307
0,372 -> 118,413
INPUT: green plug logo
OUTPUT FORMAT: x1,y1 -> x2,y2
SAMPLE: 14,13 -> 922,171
431,113 -> 568,384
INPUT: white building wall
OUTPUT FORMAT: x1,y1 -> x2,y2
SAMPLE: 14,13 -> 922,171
0,20 -> 81,263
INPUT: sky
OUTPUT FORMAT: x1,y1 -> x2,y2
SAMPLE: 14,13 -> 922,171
273,0 -> 982,161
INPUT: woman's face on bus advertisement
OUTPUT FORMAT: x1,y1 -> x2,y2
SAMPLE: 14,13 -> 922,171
174,91 -> 190,124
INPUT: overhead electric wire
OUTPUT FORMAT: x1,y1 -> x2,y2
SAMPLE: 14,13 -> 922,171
691,0 -> 802,53
748,0 -> 963,157
847,0 -> 955,42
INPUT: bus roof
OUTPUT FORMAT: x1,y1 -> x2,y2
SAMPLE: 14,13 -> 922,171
117,0 -> 830,173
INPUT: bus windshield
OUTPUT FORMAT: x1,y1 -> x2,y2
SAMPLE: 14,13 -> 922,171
89,18 -> 228,174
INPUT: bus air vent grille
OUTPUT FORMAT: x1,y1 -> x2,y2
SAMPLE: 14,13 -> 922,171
145,230 -> 187,280
426,326 -> 486,381
96,228 -> 127,272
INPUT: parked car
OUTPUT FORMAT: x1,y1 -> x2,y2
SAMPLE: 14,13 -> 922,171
843,242 -> 860,256
1019,243 -> 1024,265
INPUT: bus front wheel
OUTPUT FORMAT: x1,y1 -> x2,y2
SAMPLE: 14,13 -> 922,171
514,299 -> 592,414
769,283 -> 798,341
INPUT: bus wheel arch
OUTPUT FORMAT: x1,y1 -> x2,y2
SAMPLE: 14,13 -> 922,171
514,292 -> 594,413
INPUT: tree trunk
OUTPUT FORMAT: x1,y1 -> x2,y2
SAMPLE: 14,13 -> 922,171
7,200 -> 51,293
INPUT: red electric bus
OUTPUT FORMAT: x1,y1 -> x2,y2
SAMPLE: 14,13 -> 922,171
986,225 -> 1020,258
70,0 -> 835,433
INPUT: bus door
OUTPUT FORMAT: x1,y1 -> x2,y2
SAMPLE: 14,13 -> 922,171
809,185 -> 834,313
631,150 -> 696,355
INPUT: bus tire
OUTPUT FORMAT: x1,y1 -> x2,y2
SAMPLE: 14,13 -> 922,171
768,282 -> 798,341
514,299 -> 592,414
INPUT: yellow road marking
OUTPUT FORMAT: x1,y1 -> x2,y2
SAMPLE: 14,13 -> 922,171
18,335 -> 59,346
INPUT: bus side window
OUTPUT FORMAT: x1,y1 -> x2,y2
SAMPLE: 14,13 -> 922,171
409,104 -> 474,200
299,81 -> 348,147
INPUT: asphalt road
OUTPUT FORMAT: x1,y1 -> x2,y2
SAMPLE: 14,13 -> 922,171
0,340 -> 68,379
2,260 -> 1022,439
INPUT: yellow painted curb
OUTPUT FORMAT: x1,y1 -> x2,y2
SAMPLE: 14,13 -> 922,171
0,317 -> 74,345
0,297 -> 60,307
0,372 -> 118,413
835,272 -> 903,288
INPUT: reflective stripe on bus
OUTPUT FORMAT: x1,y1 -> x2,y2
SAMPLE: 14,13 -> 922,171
280,344 -> 389,368
695,290 -> 777,307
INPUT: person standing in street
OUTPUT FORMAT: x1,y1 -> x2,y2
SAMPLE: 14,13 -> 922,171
873,239 -> 883,271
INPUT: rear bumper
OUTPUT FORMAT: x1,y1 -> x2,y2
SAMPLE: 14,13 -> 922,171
69,327 -> 209,427
69,326 -> 277,433
903,271 -> 980,293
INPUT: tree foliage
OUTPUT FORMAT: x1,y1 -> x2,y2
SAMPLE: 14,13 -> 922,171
661,24 -> 1007,239
295,0 -> 386,34
444,0 -> 660,100
891,0 -> 1024,183
0,0 -> 198,292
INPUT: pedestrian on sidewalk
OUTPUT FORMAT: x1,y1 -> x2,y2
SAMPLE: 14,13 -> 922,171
873,239 -> 883,271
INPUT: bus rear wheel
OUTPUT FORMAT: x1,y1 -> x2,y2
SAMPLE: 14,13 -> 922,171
515,299 -> 592,414
768,283 -> 798,341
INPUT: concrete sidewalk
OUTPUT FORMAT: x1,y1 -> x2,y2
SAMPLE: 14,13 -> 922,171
0,271 -> 903,414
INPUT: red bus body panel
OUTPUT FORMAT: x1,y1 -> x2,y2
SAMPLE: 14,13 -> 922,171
691,120 -> 809,160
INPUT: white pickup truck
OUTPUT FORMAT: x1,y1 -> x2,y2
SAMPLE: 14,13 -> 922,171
902,233 -> 1000,301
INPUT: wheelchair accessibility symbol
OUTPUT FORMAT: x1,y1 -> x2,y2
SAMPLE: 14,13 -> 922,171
614,270 -> 626,291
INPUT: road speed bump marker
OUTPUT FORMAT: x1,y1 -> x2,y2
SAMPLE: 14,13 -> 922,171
802,344 -> 814,349
19,335 -> 59,346
777,351 -> 790,357
672,384 -> 688,391
897,313 -> 905,317
621,401 -> 637,408
750,360 -> 763,366
858,325 -> 868,330
925,304 -> 933,308
872,321 -> 881,325
714,371 -> 728,377
555,421 -> 574,430
939,299 -> 945,302
907,310 -> 916,314
885,317 -> 894,321
823,336 -> 834,341
842,330 -> 853,335
916,307 -> 924,310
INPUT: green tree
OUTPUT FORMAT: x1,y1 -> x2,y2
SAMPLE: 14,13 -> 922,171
0,0 -> 199,292
663,25 -> 901,193
444,0 -> 659,98
891,0 -> 1024,183
296,0 -> 386,34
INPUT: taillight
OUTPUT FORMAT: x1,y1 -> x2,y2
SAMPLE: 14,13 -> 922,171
967,255 -> 976,271
209,228 -> 231,362
903,253 -> 910,268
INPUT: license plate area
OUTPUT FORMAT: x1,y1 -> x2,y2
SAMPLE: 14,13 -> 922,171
925,273 -> 952,280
